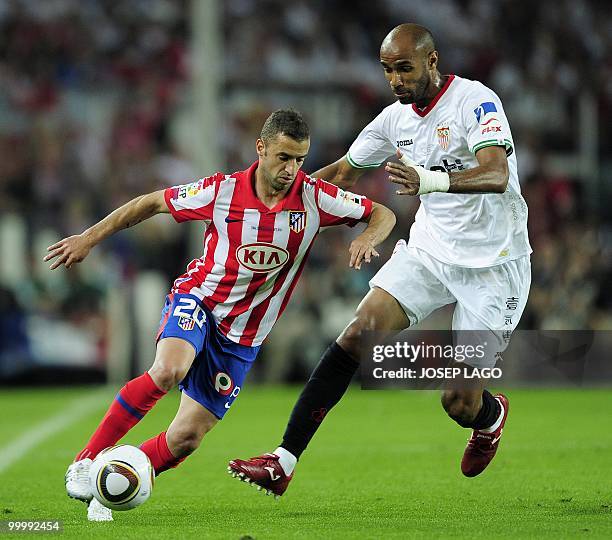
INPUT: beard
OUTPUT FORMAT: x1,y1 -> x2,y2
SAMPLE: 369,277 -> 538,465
397,92 -> 415,104
269,175 -> 293,192
396,75 -> 431,106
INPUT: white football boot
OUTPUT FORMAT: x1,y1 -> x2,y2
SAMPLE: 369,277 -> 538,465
65,458 -> 93,502
87,499 -> 113,522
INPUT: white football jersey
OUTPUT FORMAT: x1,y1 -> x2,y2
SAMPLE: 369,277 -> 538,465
347,74 -> 532,268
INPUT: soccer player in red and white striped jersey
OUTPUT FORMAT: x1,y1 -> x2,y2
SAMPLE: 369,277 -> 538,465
163,156 -> 377,347
45,109 -> 395,519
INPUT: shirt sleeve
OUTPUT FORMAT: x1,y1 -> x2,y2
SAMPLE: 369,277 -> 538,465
346,108 -> 396,169
164,173 -> 222,222
462,83 -> 514,156
314,178 -> 373,228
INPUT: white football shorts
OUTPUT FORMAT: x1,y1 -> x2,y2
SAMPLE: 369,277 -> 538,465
369,240 -> 531,368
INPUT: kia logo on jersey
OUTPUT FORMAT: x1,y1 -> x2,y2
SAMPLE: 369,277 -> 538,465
236,242 -> 289,272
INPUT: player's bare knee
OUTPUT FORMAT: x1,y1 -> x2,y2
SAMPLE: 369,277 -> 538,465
149,363 -> 188,392
441,391 -> 456,414
151,338 -> 194,391
167,428 -> 204,458
337,317 -> 367,360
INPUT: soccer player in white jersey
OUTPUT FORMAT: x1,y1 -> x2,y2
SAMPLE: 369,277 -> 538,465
45,109 -> 396,520
230,24 -> 532,496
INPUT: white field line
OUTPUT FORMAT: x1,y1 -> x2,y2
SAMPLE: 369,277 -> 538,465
0,388 -> 111,474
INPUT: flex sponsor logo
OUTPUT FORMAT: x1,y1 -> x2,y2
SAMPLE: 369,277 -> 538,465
237,242 -> 289,272
473,101 -> 503,134
481,118 -> 502,134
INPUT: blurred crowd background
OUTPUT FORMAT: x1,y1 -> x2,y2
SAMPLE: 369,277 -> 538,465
1,0 -> 611,384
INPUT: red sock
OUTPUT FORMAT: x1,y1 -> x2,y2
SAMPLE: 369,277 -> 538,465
75,372 -> 166,461
140,432 -> 186,475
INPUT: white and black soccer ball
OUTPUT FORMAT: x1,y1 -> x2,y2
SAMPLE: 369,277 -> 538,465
89,445 -> 154,511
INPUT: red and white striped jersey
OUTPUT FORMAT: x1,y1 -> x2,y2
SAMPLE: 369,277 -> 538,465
164,160 -> 372,346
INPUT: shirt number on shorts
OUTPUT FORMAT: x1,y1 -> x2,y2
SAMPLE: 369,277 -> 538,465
173,298 -> 206,328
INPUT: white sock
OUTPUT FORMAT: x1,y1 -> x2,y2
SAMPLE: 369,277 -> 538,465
481,399 -> 504,433
274,447 -> 297,475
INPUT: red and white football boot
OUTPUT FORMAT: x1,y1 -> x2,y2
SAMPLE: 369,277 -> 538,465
228,453 -> 293,499
461,394 -> 509,477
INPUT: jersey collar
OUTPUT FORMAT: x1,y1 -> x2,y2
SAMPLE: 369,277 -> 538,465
411,74 -> 455,117
242,160 -> 305,213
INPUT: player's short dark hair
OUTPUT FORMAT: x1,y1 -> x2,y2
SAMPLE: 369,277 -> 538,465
260,109 -> 310,143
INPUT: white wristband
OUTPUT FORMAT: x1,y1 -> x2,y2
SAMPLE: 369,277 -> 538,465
414,167 -> 450,195
398,153 -> 450,195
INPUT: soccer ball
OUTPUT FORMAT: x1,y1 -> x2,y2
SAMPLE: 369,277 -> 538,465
89,445 -> 154,511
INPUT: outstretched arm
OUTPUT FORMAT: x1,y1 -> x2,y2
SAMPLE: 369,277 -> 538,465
386,145 -> 509,195
44,189 -> 169,269
312,157 -> 367,190
349,202 -> 396,270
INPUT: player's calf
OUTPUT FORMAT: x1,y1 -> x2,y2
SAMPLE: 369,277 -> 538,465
140,393 -> 218,475
166,430 -> 202,458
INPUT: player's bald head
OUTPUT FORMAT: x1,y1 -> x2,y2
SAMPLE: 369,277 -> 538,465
380,23 -> 436,59
379,24 -> 441,106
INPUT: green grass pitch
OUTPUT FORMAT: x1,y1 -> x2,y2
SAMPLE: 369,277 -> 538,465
0,386 -> 610,539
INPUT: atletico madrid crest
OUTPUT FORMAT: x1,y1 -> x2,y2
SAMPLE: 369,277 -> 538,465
289,211 -> 306,233
178,316 -> 195,331
437,125 -> 450,151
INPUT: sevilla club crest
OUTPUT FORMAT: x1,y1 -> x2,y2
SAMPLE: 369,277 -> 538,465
437,125 -> 450,151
